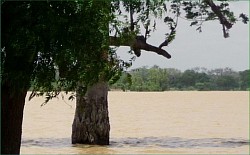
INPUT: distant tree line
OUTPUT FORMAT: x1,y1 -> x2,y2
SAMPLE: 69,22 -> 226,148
110,65 -> 249,91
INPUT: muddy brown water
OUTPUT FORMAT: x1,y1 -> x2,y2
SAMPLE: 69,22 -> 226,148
21,91 -> 249,154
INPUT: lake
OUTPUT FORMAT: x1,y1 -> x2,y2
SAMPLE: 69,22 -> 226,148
21,91 -> 249,154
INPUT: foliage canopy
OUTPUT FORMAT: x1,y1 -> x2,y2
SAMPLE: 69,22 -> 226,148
1,0 -> 248,102
111,66 -> 249,91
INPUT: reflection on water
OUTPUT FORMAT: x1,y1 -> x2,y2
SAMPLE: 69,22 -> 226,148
21,91 -> 249,154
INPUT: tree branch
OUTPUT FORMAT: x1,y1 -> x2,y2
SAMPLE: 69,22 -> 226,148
129,1 -> 134,31
204,0 -> 233,29
110,36 -> 171,59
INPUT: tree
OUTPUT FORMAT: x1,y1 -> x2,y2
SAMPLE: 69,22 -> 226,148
180,70 -> 197,89
1,0 -> 248,154
126,66 -> 169,91
194,72 -> 210,90
110,67 -> 247,91
1,1 -> 113,153
239,70 -> 250,90
166,68 -> 182,90
215,75 -> 238,90
111,72 -> 132,91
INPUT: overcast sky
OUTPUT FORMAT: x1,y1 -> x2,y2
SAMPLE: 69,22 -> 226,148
116,1 -> 249,72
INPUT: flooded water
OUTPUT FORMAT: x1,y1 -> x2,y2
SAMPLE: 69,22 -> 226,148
21,91 -> 249,154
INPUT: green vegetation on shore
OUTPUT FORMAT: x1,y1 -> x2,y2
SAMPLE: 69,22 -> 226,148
110,66 -> 249,91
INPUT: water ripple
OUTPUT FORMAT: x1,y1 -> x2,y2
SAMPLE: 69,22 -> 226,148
22,136 -> 249,149
110,137 -> 250,148
22,137 -> 72,148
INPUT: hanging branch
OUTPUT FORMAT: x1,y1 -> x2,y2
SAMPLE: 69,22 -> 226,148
129,1 -> 134,31
108,0 -> 171,59
204,0 -> 233,38
109,0 -> 236,59
159,25 -> 176,49
204,0 -> 232,29
159,1 -> 180,49
144,0 -> 150,42
222,24 -> 229,38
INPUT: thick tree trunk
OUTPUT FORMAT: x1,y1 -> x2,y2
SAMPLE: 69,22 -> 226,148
72,81 -> 110,145
1,82 -> 28,154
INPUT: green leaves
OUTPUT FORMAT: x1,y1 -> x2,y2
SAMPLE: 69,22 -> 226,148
111,67 -> 249,91
2,1 -> 114,103
239,13 -> 249,24
2,0 -> 249,103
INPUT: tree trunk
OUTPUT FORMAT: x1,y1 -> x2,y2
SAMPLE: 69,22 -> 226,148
1,82 -> 28,154
72,81 -> 110,145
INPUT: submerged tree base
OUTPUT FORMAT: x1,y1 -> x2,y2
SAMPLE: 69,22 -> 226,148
72,82 -> 110,145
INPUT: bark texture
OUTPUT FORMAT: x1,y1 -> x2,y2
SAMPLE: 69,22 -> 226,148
72,82 -> 110,145
1,82 -> 28,154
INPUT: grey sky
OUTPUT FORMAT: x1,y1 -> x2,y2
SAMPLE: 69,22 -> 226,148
116,1 -> 249,72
